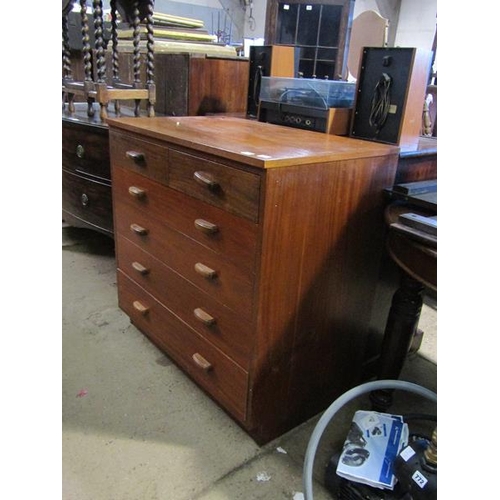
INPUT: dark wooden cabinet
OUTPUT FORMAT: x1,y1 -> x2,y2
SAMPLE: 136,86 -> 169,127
264,0 -> 354,80
107,115 -> 399,444
104,52 -> 249,117
62,107 -> 114,236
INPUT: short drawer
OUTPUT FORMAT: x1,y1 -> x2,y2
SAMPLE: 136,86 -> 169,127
118,271 -> 248,422
113,166 -> 259,273
169,149 -> 261,222
62,121 -> 110,180
109,130 -> 169,184
117,235 -> 253,370
62,169 -> 113,234
114,199 -> 255,317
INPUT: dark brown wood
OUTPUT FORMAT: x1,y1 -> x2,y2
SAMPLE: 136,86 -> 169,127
62,108 -> 114,235
62,170 -> 114,235
370,273 -> 425,412
396,137 -> 437,184
108,116 -> 399,444
370,199 -> 436,412
109,53 -> 250,117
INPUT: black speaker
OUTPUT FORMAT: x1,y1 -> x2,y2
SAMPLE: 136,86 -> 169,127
246,45 -> 299,118
350,47 -> 432,149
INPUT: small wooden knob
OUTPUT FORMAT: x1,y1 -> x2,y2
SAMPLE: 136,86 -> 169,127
131,261 -> 150,275
194,262 -> 217,279
193,171 -> 219,191
194,308 -> 216,326
192,353 -> 212,372
132,300 -> 149,315
126,150 -> 145,163
130,223 -> 148,236
194,219 -> 219,234
128,186 -> 147,199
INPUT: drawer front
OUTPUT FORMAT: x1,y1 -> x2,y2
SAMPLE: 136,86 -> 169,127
169,149 -> 261,222
109,130 -> 169,184
117,235 -> 253,370
62,121 -> 110,180
62,169 -> 113,233
113,166 -> 259,273
118,271 -> 248,422
114,199 -> 255,317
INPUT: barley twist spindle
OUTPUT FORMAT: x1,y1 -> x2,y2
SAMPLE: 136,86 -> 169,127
145,0 -> 155,116
93,0 -> 106,84
80,0 -> 92,83
62,15 -> 72,81
132,1 -> 141,116
110,0 -> 120,82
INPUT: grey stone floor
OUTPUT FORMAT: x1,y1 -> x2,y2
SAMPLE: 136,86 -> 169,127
62,225 -> 437,500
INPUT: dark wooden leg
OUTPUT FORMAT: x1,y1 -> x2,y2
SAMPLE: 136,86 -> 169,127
370,272 -> 424,412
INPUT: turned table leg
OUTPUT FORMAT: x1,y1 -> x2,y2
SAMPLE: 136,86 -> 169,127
370,272 -> 425,412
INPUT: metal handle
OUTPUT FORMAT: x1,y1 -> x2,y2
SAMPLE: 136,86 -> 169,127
132,261 -> 150,275
81,193 -> 89,206
126,150 -> 145,163
192,353 -> 213,372
193,171 -> 219,191
194,219 -> 219,235
128,186 -> 147,199
130,223 -> 148,236
193,308 -> 216,326
194,262 -> 217,280
133,300 -> 149,315
76,144 -> 85,159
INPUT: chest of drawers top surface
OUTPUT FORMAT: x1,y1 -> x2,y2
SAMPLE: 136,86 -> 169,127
106,116 -> 399,167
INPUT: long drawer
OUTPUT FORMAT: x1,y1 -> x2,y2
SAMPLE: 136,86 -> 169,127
62,169 -> 113,234
112,166 -> 259,274
117,235 -> 253,370
118,271 -> 248,422
114,198 -> 255,316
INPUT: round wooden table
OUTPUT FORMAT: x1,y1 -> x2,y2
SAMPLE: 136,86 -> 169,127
370,203 -> 437,411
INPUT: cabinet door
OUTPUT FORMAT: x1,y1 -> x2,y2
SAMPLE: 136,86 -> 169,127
265,0 -> 354,80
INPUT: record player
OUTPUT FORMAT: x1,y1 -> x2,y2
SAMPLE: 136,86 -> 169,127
257,77 -> 355,134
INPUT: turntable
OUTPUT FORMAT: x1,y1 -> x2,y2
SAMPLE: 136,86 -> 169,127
257,77 -> 355,134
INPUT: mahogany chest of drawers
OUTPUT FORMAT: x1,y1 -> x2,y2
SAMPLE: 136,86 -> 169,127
107,116 -> 399,444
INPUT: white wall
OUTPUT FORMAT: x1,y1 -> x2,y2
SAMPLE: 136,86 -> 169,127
395,0 -> 436,50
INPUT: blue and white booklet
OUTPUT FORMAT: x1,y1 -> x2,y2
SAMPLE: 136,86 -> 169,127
336,410 -> 409,490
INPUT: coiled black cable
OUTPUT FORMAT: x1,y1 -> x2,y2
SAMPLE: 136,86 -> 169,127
369,73 -> 392,132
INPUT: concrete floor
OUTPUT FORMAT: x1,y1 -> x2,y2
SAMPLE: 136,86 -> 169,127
62,225 -> 437,500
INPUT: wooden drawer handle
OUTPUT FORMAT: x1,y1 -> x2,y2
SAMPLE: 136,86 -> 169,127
194,218 -> 219,234
131,261 -> 150,275
130,223 -> 149,236
128,186 -> 147,199
194,262 -> 217,280
133,300 -> 149,315
194,308 -> 216,326
126,150 -> 145,163
192,353 -> 213,372
194,171 -> 219,191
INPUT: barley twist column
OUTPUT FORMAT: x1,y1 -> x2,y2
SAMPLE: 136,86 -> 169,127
145,0 -> 155,117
